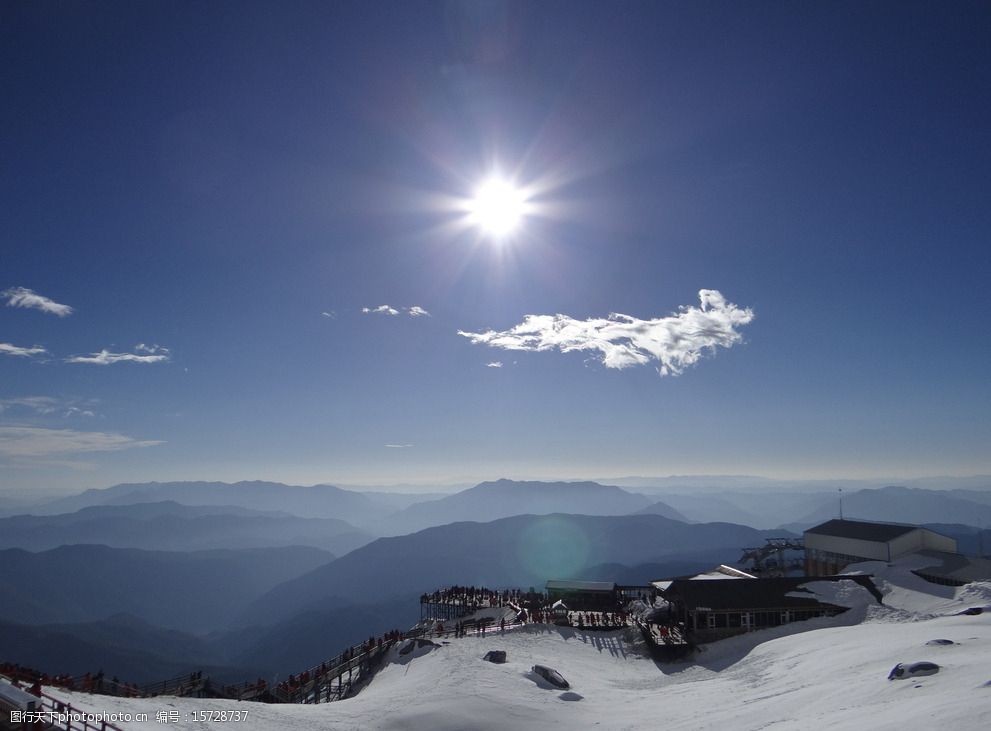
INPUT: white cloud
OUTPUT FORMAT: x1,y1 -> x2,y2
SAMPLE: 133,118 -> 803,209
0,342 -> 47,358
486,361 -> 504,368
362,305 -> 430,317
385,443 -> 413,448
0,397 -> 60,415
458,289 -> 754,377
65,407 -> 97,418
0,397 -> 98,418
321,311 -> 337,319
363,305 -> 400,316
66,345 -> 170,365
0,426 -> 163,459
2,287 -> 73,317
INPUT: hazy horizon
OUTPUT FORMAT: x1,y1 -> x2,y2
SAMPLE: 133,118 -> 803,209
4,472 -> 991,504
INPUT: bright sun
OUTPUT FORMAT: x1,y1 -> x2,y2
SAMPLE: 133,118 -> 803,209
467,177 -> 529,238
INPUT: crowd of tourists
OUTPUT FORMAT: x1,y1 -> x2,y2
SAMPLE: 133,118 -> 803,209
1,661 -> 143,699
421,585 -> 520,608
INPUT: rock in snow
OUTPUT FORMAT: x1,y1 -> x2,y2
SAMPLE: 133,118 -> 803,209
532,664 -> 570,689
888,661 -> 940,680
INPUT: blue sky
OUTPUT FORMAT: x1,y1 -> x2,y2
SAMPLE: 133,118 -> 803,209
2,1 -> 989,493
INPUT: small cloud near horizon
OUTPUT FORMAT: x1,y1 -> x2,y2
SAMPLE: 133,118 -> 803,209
66,344 -> 170,365
385,443 -> 413,448
0,426 -> 163,460
0,396 -> 97,418
458,289 -> 754,377
363,305 -> 400,316
362,305 -> 430,318
486,361 -> 503,368
0,342 -> 48,358
2,287 -> 73,317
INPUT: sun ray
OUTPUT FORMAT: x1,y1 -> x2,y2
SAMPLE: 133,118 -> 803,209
464,176 -> 531,239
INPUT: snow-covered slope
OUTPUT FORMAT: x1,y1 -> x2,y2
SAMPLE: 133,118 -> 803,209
43,561 -> 991,730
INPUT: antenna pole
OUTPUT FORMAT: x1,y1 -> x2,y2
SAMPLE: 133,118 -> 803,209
838,488 -> 843,520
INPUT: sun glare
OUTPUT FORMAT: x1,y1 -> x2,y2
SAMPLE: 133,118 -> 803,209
467,177 -> 529,238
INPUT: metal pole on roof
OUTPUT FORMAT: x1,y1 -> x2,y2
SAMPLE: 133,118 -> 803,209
838,488 -> 843,520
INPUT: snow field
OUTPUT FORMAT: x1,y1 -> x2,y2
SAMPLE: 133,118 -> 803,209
43,560 -> 991,730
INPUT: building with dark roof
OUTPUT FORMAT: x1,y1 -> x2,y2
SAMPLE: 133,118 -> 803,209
655,575 -> 881,642
545,580 -> 619,610
804,519 -> 957,576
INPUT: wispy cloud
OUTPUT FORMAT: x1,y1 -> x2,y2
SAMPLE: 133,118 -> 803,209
321,310 -> 337,319
458,289 -> 754,377
0,426 -> 163,459
363,305 -> 400,316
0,342 -> 48,358
486,361 -> 504,368
0,397 -> 97,418
385,443 -> 413,448
0,397 -> 60,415
65,406 -> 97,418
66,344 -> 170,365
2,287 -> 73,317
362,305 -> 430,318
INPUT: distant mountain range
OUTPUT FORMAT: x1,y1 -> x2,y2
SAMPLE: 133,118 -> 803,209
0,501 -> 373,555
0,614 -> 263,685
0,544 -> 333,633
633,501 -> 690,521
18,478 -> 682,541
21,478 -> 991,536
31,480 -> 394,529
375,479 -> 662,534
3,477 -> 991,683
600,474 -> 991,492
248,512 -> 789,625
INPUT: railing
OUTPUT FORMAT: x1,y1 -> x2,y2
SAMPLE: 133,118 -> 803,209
0,689 -> 126,731
139,671 -> 206,698
65,674 -> 143,698
274,638 -> 396,705
634,616 -> 689,648
39,689 -> 127,731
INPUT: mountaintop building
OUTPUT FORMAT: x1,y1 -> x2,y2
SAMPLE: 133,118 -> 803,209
804,519 -> 957,576
545,580 -> 619,610
649,574 -> 882,643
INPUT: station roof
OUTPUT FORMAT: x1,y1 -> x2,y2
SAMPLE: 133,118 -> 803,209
546,580 -> 616,593
657,575 -> 882,611
805,519 -> 917,543
652,565 -> 755,592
